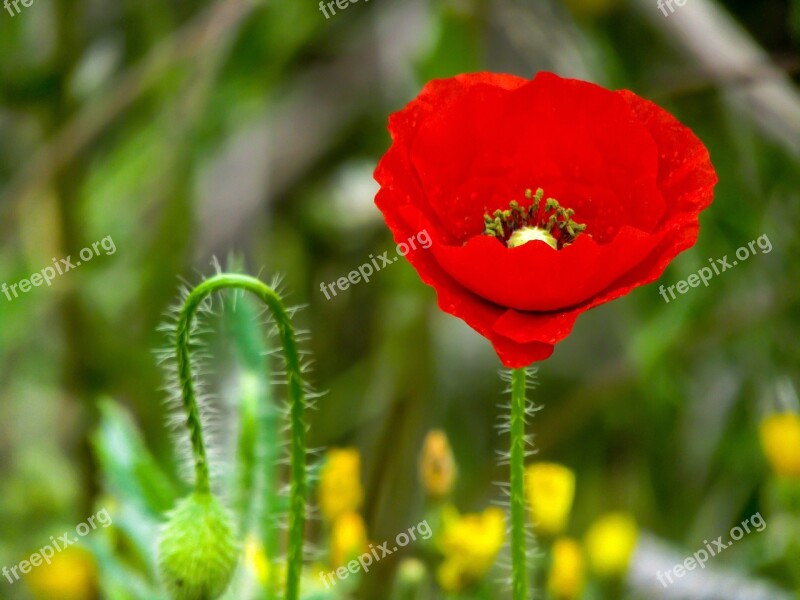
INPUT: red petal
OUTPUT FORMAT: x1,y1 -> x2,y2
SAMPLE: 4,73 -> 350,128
374,72 -> 718,368
407,72 -> 666,243
430,226 -> 665,311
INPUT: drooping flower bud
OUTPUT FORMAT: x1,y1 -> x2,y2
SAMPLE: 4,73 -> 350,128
419,429 -> 456,500
158,492 -> 239,600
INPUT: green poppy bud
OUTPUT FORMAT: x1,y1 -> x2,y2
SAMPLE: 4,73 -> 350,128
158,492 -> 239,600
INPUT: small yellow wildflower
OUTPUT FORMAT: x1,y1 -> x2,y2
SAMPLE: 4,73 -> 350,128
25,546 -> 97,600
330,511 -> 368,568
244,534 -> 269,585
319,448 -> 363,523
419,429 -> 457,499
585,512 -> 638,578
437,506 -> 505,592
760,412 -> 800,478
526,462 -> 576,536
548,538 -> 585,600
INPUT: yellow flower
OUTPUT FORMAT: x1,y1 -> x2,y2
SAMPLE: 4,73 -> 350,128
330,512 -> 368,568
319,448 -> 363,523
419,430 -> 457,499
244,534 -> 270,585
247,537 -> 289,593
526,462 -> 576,536
760,412 -> 800,478
548,538 -> 585,600
25,546 -> 97,600
585,513 -> 638,578
437,506 -> 505,592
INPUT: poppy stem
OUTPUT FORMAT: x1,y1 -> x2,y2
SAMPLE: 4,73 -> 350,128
175,273 -> 308,600
510,367 -> 529,599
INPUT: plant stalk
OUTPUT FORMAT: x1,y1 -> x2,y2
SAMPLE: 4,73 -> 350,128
175,273 -> 307,600
510,367 -> 529,600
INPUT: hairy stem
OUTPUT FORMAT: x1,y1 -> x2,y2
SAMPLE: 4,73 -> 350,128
175,273 -> 307,600
510,368 -> 529,600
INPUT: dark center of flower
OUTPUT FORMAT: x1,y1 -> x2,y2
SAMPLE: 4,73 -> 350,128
483,188 -> 586,250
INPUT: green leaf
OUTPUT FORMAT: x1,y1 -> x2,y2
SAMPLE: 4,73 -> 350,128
92,397 -> 178,516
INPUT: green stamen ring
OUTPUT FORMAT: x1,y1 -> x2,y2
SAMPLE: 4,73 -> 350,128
483,188 -> 586,250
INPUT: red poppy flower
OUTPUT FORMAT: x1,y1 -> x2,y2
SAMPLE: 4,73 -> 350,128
374,72 -> 717,368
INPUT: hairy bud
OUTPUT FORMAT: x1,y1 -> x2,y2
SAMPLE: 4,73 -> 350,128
158,492 -> 239,600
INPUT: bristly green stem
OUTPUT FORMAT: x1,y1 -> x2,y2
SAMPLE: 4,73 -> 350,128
175,273 -> 308,600
510,368 -> 529,600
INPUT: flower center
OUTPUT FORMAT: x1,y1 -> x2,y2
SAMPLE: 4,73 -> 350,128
483,188 -> 586,250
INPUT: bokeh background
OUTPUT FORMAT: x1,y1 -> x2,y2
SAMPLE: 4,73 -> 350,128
1,0 -> 799,599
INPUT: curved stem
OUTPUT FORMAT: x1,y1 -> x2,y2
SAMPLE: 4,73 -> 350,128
175,273 -> 307,600
510,368 -> 529,600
